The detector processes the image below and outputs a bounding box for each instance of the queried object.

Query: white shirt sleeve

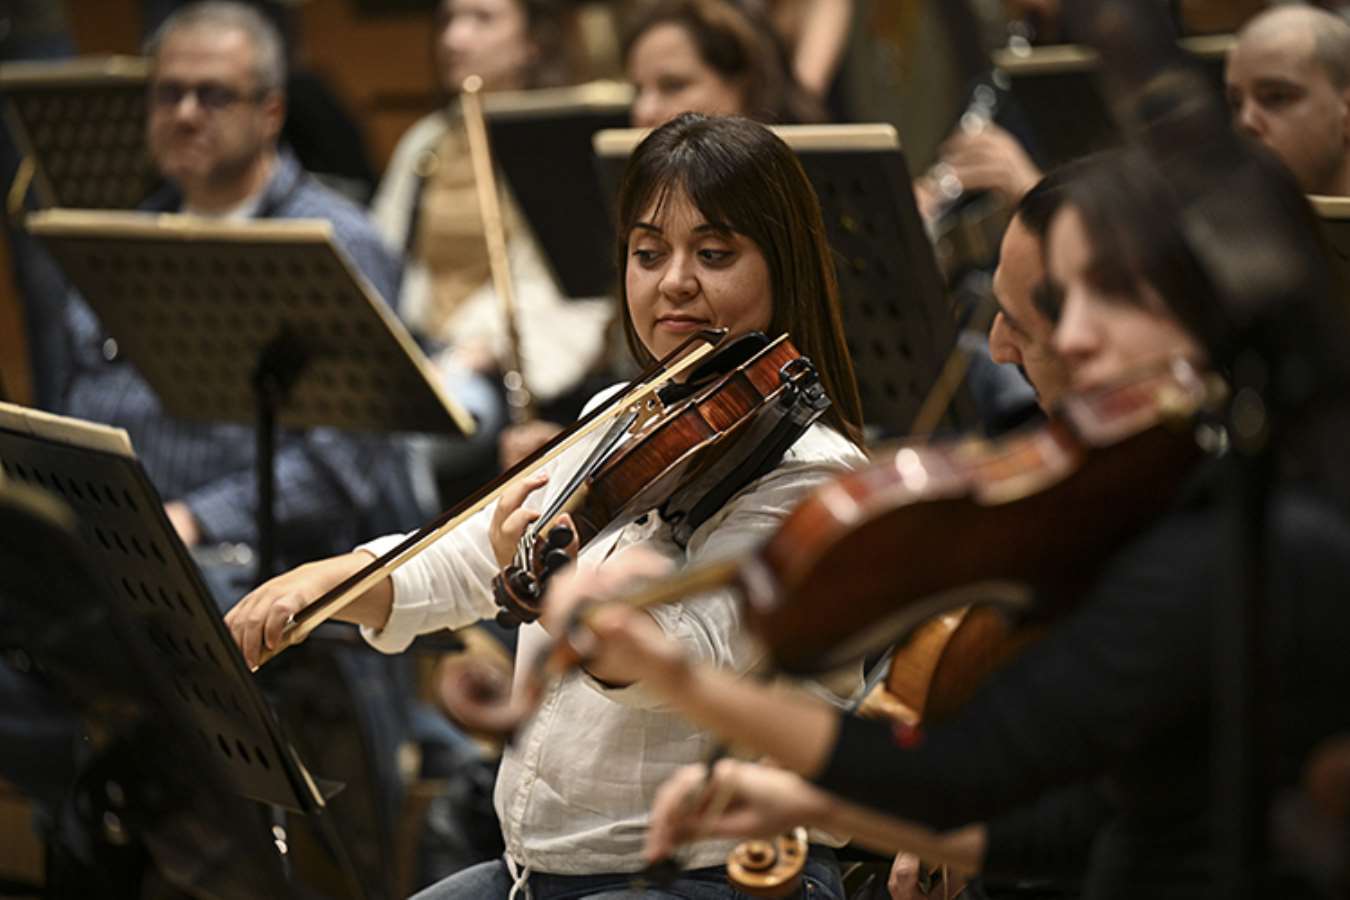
[354,500,502,653]
[355,387,628,653]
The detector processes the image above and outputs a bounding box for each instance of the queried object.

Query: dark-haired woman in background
[373,0,614,503]
[623,0,825,128]
[228,113,866,899]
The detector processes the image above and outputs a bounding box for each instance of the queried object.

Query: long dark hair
[1055,148,1229,359]
[620,0,822,124]
[1057,146,1350,509]
[614,113,863,445]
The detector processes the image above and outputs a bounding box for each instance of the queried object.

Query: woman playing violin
[552,147,1350,899]
[226,112,865,899]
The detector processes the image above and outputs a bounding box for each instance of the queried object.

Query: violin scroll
[492,521,576,627]
[725,827,810,898]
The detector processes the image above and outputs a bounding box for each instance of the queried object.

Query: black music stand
[27,210,474,581]
[992,34,1232,168]
[0,402,363,898]
[0,55,156,210]
[595,124,973,437]
[484,81,631,298]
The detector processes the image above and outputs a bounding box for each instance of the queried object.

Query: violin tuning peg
[542,548,572,577]
[494,608,521,630]
[508,569,540,599]
[545,523,574,550]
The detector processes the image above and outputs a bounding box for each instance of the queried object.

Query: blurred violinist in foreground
[544,147,1350,899]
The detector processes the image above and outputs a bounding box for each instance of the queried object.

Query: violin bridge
[625,394,666,434]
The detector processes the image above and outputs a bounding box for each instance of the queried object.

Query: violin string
[524,406,640,547]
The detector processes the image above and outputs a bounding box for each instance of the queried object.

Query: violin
[741,359,1225,675]
[256,330,830,665]
[491,331,829,626]
[724,827,810,899]
[251,329,726,666]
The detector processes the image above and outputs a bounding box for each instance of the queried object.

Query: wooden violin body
[740,361,1224,676]
[493,332,828,625]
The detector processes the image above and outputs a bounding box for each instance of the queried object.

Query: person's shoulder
[287,172,375,227]
[399,111,451,150]
[784,421,867,469]
[382,112,450,174]
[281,172,390,257]
[578,382,629,417]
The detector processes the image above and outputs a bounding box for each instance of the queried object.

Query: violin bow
[253,329,728,668]
[907,288,998,440]
[460,74,534,423]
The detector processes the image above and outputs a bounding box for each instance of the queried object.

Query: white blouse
[358,399,866,874]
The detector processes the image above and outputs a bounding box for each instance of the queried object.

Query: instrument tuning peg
[542,548,572,577]
[545,522,574,550]
[508,568,540,599]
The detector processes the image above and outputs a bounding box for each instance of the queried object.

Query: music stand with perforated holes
[27,209,474,582]
[0,56,156,210]
[595,124,973,438]
[484,81,632,298]
[0,402,364,899]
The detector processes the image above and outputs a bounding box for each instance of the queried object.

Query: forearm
[794,0,853,96]
[664,661,840,776]
[819,792,987,874]
[332,550,395,630]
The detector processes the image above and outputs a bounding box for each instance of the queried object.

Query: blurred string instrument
[460,74,535,424]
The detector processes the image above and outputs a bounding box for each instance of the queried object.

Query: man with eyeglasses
[60,0,411,568]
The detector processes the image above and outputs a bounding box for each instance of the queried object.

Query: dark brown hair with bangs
[620,0,823,125]
[1054,148,1229,358]
[614,113,863,446]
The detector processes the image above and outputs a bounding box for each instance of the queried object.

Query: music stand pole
[252,330,310,582]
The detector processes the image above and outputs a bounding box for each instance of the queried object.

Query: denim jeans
[411,846,844,900]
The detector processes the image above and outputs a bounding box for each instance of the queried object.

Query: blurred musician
[3,2,416,892]
[623,0,824,128]
[372,0,613,493]
[60,0,410,577]
[984,163,1075,416]
[553,147,1350,900]
[1227,4,1350,197]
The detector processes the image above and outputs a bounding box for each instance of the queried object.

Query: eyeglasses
[149,79,265,111]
